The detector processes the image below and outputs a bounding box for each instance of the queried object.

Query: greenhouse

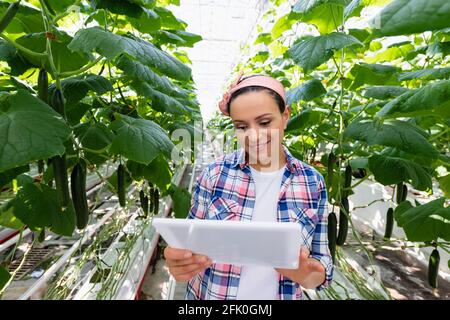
[0,0,449,303]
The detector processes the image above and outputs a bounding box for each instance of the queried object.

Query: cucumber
[343,164,352,198]
[396,182,404,204]
[153,188,159,214]
[326,152,337,189]
[383,208,394,240]
[328,211,337,264]
[38,69,48,104]
[336,197,349,246]
[149,185,154,213]
[71,159,89,229]
[117,164,126,207]
[51,154,70,207]
[401,184,407,202]
[428,249,440,289]
[51,88,66,119]
[139,188,149,216]
[0,1,20,33]
[38,228,45,243]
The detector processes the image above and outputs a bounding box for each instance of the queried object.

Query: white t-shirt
[236,164,286,300]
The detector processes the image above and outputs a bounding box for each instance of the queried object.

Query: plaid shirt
[185,145,333,300]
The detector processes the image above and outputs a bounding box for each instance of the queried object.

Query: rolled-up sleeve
[310,173,334,291]
[187,166,212,220]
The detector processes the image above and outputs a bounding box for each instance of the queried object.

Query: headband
[218,71,287,116]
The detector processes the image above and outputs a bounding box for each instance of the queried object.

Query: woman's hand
[275,247,326,289]
[164,247,213,282]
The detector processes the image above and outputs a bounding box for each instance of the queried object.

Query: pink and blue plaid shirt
[185,145,333,300]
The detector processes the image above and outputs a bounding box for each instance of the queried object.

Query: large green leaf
[0,90,71,172]
[13,183,76,236]
[168,183,191,219]
[0,39,31,76]
[0,165,29,189]
[395,198,450,241]
[362,86,409,99]
[271,11,302,39]
[343,119,439,158]
[368,154,432,190]
[116,56,189,99]
[0,2,44,34]
[294,0,351,34]
[45,0,77,13]
[68,27,191,81]
[372,0,450,37]
[286,79,327,105]
[365,43,414,63]
[127,155,172,192]
[346,63,400,90]
[109,114,174,165]
[286,109,323,132]
[0,199,24,229]
[74,122,114,165]
[438,174,450,198]
[376,80,450,117]
[16,30,93,74]
[153,6,186,30]
[92,0,143,18]
[129,80,191,115]
[0,266,11,291]
[49,74,113,105]
[398,67,450,81]
[288,32,362,72]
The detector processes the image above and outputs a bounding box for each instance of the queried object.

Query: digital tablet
[152,217,302,269]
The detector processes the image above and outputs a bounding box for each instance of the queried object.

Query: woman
[164,72,333,300]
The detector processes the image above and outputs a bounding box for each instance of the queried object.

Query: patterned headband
[218,71,287,116]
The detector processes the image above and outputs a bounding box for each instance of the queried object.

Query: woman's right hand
[164,247,213,282]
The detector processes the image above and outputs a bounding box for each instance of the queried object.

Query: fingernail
[184,251,192,258]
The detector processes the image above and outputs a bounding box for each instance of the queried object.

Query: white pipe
[0,229,32,254]
[18,200,122,300]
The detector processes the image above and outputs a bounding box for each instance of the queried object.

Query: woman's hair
[227,74,286,115]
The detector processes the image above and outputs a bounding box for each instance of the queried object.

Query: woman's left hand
[275,247,325,289]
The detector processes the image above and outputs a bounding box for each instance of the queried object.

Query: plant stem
[0,34,47,59]
[59,57,103,78]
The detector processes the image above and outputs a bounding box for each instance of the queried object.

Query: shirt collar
[229,144,301,174]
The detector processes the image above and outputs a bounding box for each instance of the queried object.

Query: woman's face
[229,90,290,165]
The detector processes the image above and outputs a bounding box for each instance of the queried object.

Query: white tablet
[152,217,302,269]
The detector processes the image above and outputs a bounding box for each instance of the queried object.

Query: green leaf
[362,86,409,99]
[66,102,92,126]
[344,119,439,158]
[168,183,191,219]
[13,183,76,236]
[376,80,450,117]
[395,197,450,242]
[254,33,272,45]
[16,30,92,74]
[368,154,432,190]
[92,0,143,18]
[0,2,44,34]
[372,0,450,37]
[294,0,351,34]
[45,0,77,13]
[271,11,302,39]
[0,39,31,76]
[129,80,192,115]
[0,199,24,229]
[286,109,323,132]
[438,174,450,198]
[74,122,114,165]
[129,8,161,34]
[0,164,29,189]
[346,63,400,90]
[68,27,191,81]
[398,67,450,81]
[286,79,327,105]
[153,6,186,30]
[288,32,362,72]
[49,74,113,105]
[127,155,172,192]
[0,266,12,291]
[116,55,189,100]
[109,114,174,165]
[0,90,71,172]
[365,43,414,63]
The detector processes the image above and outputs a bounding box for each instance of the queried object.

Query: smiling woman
[163,72,333,300]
